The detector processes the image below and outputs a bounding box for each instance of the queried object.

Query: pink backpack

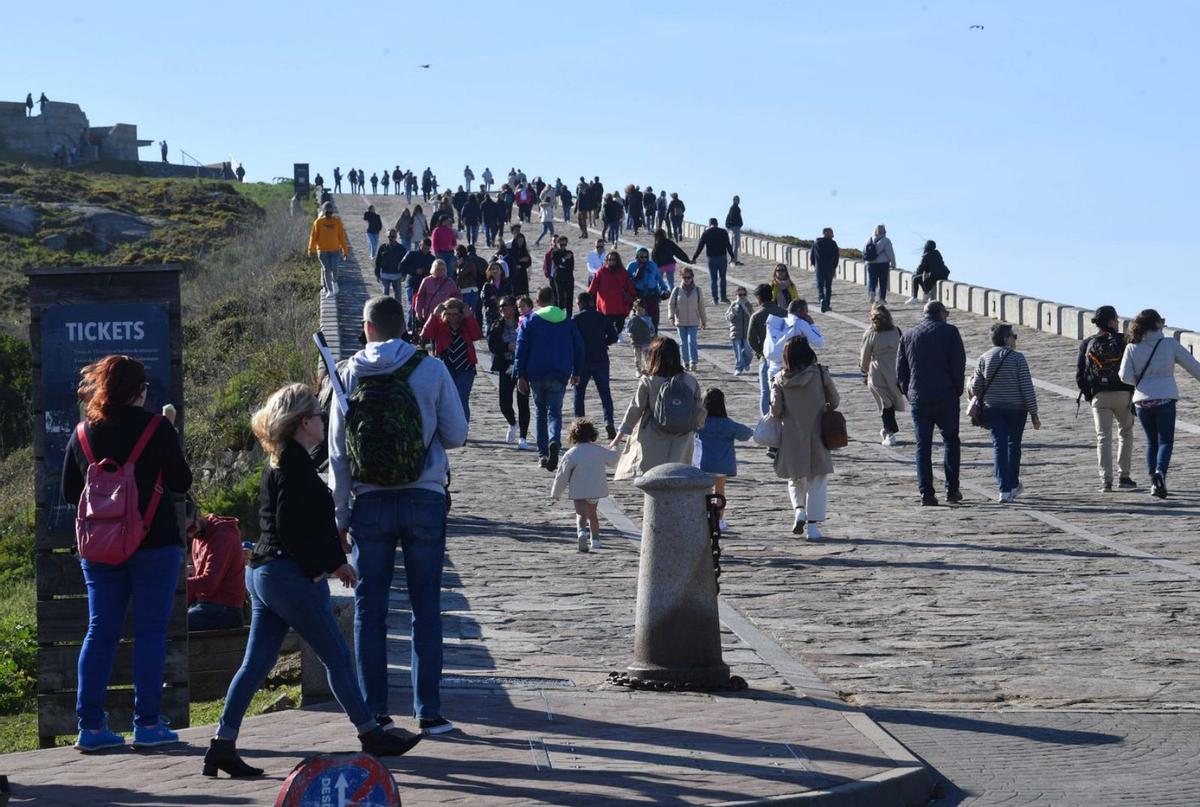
[74,415,165,565]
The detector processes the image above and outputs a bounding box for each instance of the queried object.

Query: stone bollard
[627,463,729,687]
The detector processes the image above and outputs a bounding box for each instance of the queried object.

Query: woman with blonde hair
[204,384,419,779]
[859,304,905,446]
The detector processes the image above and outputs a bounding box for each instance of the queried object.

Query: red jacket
[431,223,458,254]
[588,266,637,317]
[187,515,245,609]
[421,312,482,366]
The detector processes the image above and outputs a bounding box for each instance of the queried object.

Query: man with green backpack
[328,295,468,736]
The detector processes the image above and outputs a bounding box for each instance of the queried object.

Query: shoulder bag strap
[1134,339,1163,388]
[979,350,1011,405]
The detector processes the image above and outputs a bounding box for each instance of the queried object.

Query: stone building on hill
[0,99,151,162]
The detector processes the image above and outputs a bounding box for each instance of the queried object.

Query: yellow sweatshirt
[308,215,348,255]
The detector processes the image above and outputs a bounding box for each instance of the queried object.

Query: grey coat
[770,365,838,481]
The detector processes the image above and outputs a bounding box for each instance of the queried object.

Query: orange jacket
[308,215,348,255]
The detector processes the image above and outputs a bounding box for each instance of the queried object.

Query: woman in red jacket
[421,298,483,422]
[587,250,636,332]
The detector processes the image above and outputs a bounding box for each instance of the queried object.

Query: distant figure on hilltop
[38,92,49,114]
[235,164,245,182]
[160,140,168,163]
[482,167,493,192]
[725,195,744,265]
[333,167,342,193]
[370,172,379,194]
[25,93,33,117]
[380,171,389,194]
[464,164,474,192]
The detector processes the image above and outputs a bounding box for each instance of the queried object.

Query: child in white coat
[550,419,619,552]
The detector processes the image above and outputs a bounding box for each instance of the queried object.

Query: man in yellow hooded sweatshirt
[308,201,350,297]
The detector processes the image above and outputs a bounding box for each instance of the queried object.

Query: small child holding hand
[695,388,753,531]
[550,419,619,553]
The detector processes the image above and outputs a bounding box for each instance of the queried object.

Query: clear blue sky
[5,1,1197,326]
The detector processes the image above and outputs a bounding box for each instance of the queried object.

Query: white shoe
[880,428,888,443]
[577,529,590,553]
[718,519,728,532]
[806,523,823,541]
[792,509,807,535]
[998,491,1014,503]
[905,296,920,305]
[882,433,897,447]
[505,425,517,444]
[589,533,601,550]
[517,438,528,450]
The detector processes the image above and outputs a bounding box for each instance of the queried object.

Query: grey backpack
[652,375,698,435]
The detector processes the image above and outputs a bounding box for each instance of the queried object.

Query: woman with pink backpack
[61,355,193,753]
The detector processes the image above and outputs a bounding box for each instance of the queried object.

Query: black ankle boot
[359,726,422,757]
[202,738,264,778]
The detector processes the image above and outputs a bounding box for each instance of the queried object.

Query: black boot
[359,726,422,757]
[202,738,264,778]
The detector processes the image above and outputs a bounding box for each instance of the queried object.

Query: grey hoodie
[329,338,468,530]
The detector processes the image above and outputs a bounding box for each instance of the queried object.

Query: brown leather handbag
[819,365,849,450]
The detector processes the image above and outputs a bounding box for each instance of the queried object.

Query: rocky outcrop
[0,199,39,237]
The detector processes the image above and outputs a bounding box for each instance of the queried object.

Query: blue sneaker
[75,726,125,753]
[131,723,180,748]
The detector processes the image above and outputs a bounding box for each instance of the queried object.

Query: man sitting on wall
[185,498,246,631]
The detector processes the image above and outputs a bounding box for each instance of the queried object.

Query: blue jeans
[318,251,340,294]
[910,398,962,498]
[660,264,676,290]
[187,602,243,631]
[707,256,728,303]
[1136,400,1176,477]
[670,216,683,241]
[461,288,479,319]
[677,326,699,366]
[816,266,834,310]
[449,366,476,423]
[535,221,555,245]
[574,362,614,426]
[218,560,374,739]
[730,227,741,262]
[484,222,497,246]
[465,222,479,245]
[607,222,620,244]
[563,204,572,223]
[350,488,448,719]
[435,251,456,276]
[730,337,752,372]
[381,277,402,299]
[78,545,183,730]
[867,263,890,300]
[758,360,771,416]
[530,378,567,456]
[367,232,380,258]
[986,407,1027,493]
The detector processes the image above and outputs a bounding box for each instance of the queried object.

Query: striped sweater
[970,347,1038,416]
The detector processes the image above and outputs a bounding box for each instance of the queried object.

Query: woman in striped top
[969,323,1040,502]
[421,299,482,423]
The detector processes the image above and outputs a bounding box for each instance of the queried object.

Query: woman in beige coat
[858,304,905,447]
[611,336,705,479]
[667,268,707,370]
[771,336,839,540]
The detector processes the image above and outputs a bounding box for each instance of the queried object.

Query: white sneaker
[718,519,728,532]
[905,296,920,305]
[517,438,528,450]
[589,533,601,550]
[505,425,517,444]
[792,509,807,535]
[577,529,590,553]
[998,491,1014,503]
[883,433,897,447]
[806,523,823,541]
[880,428,888,443]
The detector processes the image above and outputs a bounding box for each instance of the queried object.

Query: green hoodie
[534,306,567,324]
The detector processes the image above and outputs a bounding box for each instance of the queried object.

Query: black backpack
[863,240,879,262]
[1084,332,1125,392]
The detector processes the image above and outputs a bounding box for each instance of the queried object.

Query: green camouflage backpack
[345,354,428,486]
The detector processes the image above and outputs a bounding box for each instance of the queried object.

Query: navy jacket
[514,307,584,383]
[573,308,619,367]
[896,315,967,404]
[809,237,840,271]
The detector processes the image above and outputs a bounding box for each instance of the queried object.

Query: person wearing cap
[897,301,967,507]
[1076,305,1137,492]
[307,202,349,297]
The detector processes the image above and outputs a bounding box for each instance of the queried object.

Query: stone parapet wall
[678,220,1197,355]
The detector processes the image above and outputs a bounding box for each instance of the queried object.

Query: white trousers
[788,475,828,522]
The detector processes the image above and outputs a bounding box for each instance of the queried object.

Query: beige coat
[614,373,705,480]
[550,442,620,501]
[858,327,906,412]
[770,365,838,480]
[668,284,707,328]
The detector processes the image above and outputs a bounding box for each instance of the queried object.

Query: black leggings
[882,407,900,435]
[498,371,530,436]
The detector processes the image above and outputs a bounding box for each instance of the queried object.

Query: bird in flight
[968,24,984,30]
[418,64,431,68]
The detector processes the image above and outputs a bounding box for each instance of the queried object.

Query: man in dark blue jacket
[897,301,967,506]
[572,292,619,440]
[515,287,584,471]
[809,227,840,313]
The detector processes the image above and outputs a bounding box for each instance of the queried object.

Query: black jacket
[725,204,743,229]
[691,227,734,262]
[748,302,786,358]
[63,405,193,550]
[399,249,435,289]
[603,198,624,224]
[915,249,950,281]
[363,210,383,234]
[550,249,575,278]
[1076,330,1134,398]
[652,239,690,267]
[488,317,519,373]
[809,237,840,271]
[573,308,619,366]
[374,241,407,278]
[481,197,500,225]
[667,199,685,218]
[252,440,346,578]
[462,198,481,224]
